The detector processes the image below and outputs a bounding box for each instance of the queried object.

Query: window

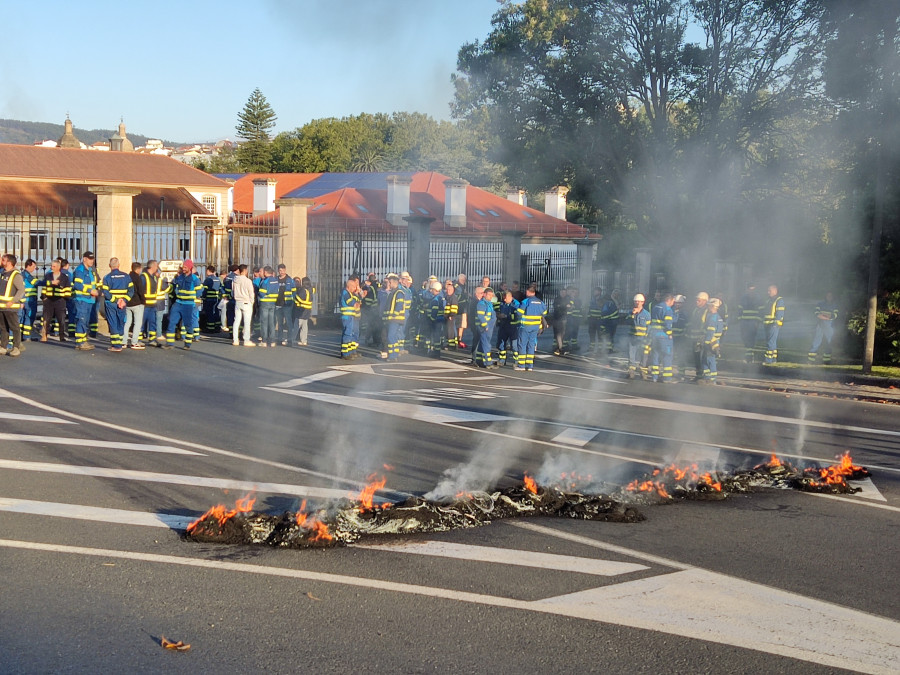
[312,203,326,211]
[521,210,534,218]
[474,209,486,216]
[487,209,500,217]
[356,204,370,213]
[179,238,190,254]
[202,195,217,214]
[29,233,48,251]
[56,236,81,251]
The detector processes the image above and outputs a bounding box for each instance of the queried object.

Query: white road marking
[674,444,721,465]
[0,497,195,529]
[2,536,896,674]
[0,458,351,499]
[267,371,349,388]
[806,492,900,512]
[848,477,888,502]
[352,540,648,577]
[0,387,365,489]
[0,411,74,424]
[601,396,900,438]
[261,387,660,466]
[0,433,204,456]
[550,427,600,447]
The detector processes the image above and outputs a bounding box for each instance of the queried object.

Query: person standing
[762,284,785,365]
[256,266,279,347]
[71,251,100,351]
[140,260,161,345]
[467,285,484,362]
[700,298,725,384]
[496,290,519,365]
[398,272,413,353]
[163,260,202,350]
[231,264,255,347]
[201,265,222,333]
[587,287,604,352]
[475,287,497,368]
[599,289,620,354]
[689,292,710,379]
[61,258,76,337]
[454,273,470,348]
[18,259,38,342]
[515,284,547,371]
[551,287,569,355]
[292,276,313,346]
[273,264,295,345]
[221,264,238,335]
[443,280,459,348]
[426,280,447,358]
[628,293,651,379]
[40,257,69,342]
[102,258,133,352]
[382,274,406,361]
[649,293,675,383]
[809,291,838,365]
[0,254,25,356]
[737,282,760,362]
[124,262,145,349]
[564,286,582,354]
[339,277,362,359]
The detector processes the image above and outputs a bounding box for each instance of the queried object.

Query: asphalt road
[0,330,898,674]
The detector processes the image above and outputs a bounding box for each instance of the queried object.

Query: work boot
[9,347,21,357]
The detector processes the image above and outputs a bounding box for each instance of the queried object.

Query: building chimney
[443,178,468,228]
[544,186,568,221]
[386,174,413,227]
[252,178,277,216]
[506,187,527,207]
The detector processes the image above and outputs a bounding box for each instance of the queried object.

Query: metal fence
[0,206,95,275]
[521,245,578,300]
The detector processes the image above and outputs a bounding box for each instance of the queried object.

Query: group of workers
[0,252,315,353]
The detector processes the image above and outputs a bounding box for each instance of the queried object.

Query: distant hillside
[0,118,183,148]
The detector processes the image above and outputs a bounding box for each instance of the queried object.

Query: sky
[0,0,501,143]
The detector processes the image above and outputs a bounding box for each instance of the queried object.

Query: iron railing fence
[0,206,95,275]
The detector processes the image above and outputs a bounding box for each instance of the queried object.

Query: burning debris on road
[184,453,871,549]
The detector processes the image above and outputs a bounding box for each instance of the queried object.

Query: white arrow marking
[551,427,600,447]
[267,371,349,388]
[0,497,195,530]
[352,540,648,577]
[848,477,888,501]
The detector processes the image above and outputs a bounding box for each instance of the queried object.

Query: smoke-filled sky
[0,0,499,142]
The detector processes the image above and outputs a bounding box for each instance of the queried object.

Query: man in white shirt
[231,264,255,347]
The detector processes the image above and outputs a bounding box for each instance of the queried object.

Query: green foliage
[846,292,900,364]
[236,88,277,172]
[191,145,241,174]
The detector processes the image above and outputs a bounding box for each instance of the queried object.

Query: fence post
[404,215,435,288]
[88,186,140,267]
[501,231,524,286]
[275,198,313,278]
[574,239,595,304]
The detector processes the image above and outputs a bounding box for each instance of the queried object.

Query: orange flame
[769,454,783,467]
[523,474,538,494]
[625,479,670,498]
[699,472,723,491]
[807,452,865,486]
[187,493,256,533]
[354,474,387,511]
[294,499,333,541]
[455,491,473,501]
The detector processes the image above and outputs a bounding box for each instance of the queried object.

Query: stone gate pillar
[88,186,141,267]
[501,231,525,287]
[574,239,595,304]
[275,197,313,278]
[404,215,435,288]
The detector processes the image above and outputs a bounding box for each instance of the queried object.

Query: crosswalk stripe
[550,427,600,447]
[267,371,348,388]
[0,433,204,456]
[0,458,352,499]
[0,497,195,529]
[352,540,648,576]
[0,412,74,424]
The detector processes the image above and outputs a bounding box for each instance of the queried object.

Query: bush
[846,291,900,364]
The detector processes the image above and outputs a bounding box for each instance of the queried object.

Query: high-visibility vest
[0,270,23,309]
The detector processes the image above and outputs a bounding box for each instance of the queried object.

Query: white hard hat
[430,281,442,291]
[633,293,645,302]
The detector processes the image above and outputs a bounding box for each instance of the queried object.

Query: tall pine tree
[236,87,277,172]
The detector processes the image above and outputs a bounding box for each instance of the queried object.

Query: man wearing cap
[71,251,100,351]
[628,293,651,379]
[700,298,725,383]
[475,287,497,368]
[102,258,134,352]
[163,260,203,350]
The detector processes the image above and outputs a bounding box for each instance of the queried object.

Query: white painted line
[353,540,649,577]
[551,427,600,447]
[848,477,888,502]
[0,411,74,424]
[0,433,204,456]
[805,492,900,512]
[600,396,900,439]
[2,537,897,675]
[536,568,900,675]
[260,387,511,424]
[0,458,351,499]
[267,371,349,388]
[0,498,195,529]
[0,388,365,489]
[674,444,721,465]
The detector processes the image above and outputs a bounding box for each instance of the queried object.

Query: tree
[235,88,277,172]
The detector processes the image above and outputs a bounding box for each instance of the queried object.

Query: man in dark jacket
[124,261,145,349]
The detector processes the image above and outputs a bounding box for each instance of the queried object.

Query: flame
[699,472,723,491]
[625,479,670,498]
[187,493,255,533]
[805,452,866,486]
[455,491,473,501]
[354,474,387,511]
[294,499,333,541]
[769,454,783,467]
[523,474,538,494]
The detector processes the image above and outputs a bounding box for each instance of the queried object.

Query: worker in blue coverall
[475,287,497,368]
[762,284,785,364]
[71,251,100,351]
[649,293,675,383]
[164,259,203,350]
[700,298,725,384]
[102,258,134,352]
[515,284,547,372]
[809,291,838,364]
[339,277,362,359]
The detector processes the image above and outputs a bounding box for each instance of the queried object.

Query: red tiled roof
[0,180,209,215]
[0,144,229,190]
[230,173,322,213]
[234,171,594,239]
